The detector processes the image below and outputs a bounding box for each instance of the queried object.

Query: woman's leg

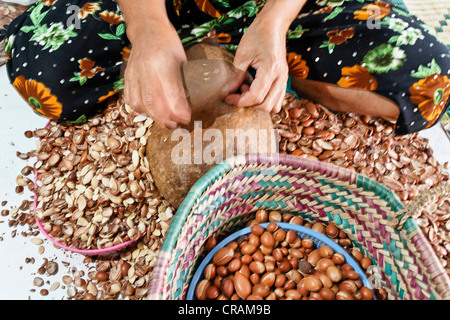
[291,78,400,122]
[284,0,450,135]
[4,0,129,122]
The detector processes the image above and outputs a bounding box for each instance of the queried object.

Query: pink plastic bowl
[33,121,144,256]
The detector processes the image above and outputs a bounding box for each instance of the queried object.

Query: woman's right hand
[123,21,191,129]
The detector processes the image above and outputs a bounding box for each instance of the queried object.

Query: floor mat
[402,0,450,47]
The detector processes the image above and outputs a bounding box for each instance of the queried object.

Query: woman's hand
[220,0,306,114]
[118,0,190,129]
[123,26,191,129]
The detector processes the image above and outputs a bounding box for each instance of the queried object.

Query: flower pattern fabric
[3,0,450,135]
[13,75,63,120]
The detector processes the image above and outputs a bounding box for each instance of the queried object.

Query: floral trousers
[3,0,450,135]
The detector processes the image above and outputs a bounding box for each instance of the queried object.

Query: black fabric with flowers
[3,0,450,135]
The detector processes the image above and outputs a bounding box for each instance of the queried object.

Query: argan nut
[302,238,314,249]
[205,237,217,251]
[203,264,216,280]
[228,258,242,273]
[318,245,334,258]
[252,283,270,298]
[285,289,302,300]
[241,244,257,255]
[360,257,372,270]
[278,260,292,273]
[351,249,363,262]
[95,271,109,282]
[260,272,276,287]
[248,234,260,247]
[307,249,321,267]
[298,260,314,275]
[268,211,282,222]
[220,278,234,298]
[332,253,346,265]
[289,216,303,225]
[326,266,342,283]
[343,269,360,280]
[212,247,234,266]
[250,224,264,236]
[360,286,374,300]
[260,231,275,248]
[311,222,325,234]
[317,258,335,272]
[304,276,322,292]
[273,228,286,242]
[249,261,265,274]
[250,273,260,285]
[255,209,268,223]
[325,224,339,238]
[206,285,220,299]
[319,287,336,300]
[195,279,210,300]
[336,290,354,300]
[234,272,251,299]
[266,222,279,233]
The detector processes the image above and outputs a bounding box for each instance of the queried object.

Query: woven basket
[147,154,450,300]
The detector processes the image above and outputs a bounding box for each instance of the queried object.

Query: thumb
[220,56,251,99]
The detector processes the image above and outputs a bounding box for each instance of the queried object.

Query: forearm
[257,0,307,33]
[116,0,174,44]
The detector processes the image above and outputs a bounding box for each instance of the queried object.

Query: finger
[271,77,288,114]
[256,75,287,113]
[229,67,274,107]
[240,83,250,93]
[220,64,249,100]
[220,49,252,99]
[161,66,191,125]
[147,74,187,129]
[127,77,146,115]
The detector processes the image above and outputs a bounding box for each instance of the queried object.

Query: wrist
[256,0,306,33]
[126,16,175,45]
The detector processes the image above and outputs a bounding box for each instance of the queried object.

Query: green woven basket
[147,154,450,300]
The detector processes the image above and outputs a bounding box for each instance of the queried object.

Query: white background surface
[0,64,449,300]
[0,65,91,300]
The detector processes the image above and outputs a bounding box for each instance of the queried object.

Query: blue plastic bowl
[186,222,373,300]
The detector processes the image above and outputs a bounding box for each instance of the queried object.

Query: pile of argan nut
[277,93,450,273]
[1,92,449,300]
[196,210,382,300]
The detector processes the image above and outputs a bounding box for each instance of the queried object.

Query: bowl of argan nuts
[186,222,374,300]
[147,154,450,300]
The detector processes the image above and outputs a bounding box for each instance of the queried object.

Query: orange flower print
[77,2,101,20]
[42,0,58,5]
[409,74,450,127]
[353,1,391,21]
[337,65,378,91]
[98,91,118,103]
[217,32,232,44]
[286,52,309,79]
[326,28,355,45]
[121,46,131,61]
[201,30,232,44]
[79,58,104,78]
[194,0,222,18]
[13,76,62,120]
[99,10,124,25]
[313,6,334,15]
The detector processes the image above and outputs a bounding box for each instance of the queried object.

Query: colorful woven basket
[147,154,450,300]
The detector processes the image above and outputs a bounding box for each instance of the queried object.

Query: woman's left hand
[220,11,289,114]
